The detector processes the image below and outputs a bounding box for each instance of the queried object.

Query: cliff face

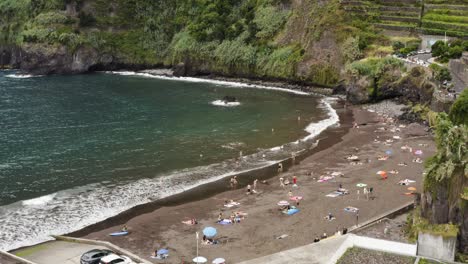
[0,0,367,85]
[421,173,468,253]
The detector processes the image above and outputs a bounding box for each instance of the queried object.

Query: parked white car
[99,254,136,264]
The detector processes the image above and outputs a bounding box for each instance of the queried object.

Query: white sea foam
[5,74,43,79]
[104,71,310,95]
[22,193,56,206]
[0,159,277,251]
[303,98,340,140]
[211,100,241,107]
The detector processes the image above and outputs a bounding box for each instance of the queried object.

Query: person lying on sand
[377,155,389,161]
[412,158,423,163]
[202,235,217,245]
[336,188,349,194]
[324,213,335,221]
[398,162,408,166]
[389,170,399,174]
[235,211,248,217]
[181,218,198,225]
[346,155,359,161]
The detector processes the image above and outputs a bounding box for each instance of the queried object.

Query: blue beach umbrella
[157,249,169,255]
[385,150,393,155]
[203,227,217,237]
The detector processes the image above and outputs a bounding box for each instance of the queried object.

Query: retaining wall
[417,232,457,262]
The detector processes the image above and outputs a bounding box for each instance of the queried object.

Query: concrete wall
[417,232,457,262]
[328,234,417,264]
[353,236,417,256]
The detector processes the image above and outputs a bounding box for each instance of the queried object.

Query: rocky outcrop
[421,173,468,253]
[341,66,437,105]
[344,75,372,104]
[0,45,20,69]
[16,44,116,75]
[386,67,435,104]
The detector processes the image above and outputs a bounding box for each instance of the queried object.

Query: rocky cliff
[0,0,378,86]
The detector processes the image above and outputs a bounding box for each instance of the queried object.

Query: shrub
[449,89,468,125]
[253,5,289,40]
[78,12,96,27]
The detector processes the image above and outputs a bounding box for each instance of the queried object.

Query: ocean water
[0,70,339,251]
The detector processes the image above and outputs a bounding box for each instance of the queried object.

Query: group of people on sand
[279,175,298,188]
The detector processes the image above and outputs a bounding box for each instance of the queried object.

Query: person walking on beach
[291,152,296,164]
[293,176,297,187]
[230,177,235,189]
[369,187,374,200]
[355,209,360,226]
[246,184,251,195]
[253,179,258,192]
[280,177,285,188]
[233,176,238,188]
[288,190,293,197]
[357,189,360,200]
[278,163,283,173]
[364,187,369,200]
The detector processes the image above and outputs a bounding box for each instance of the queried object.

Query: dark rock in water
[222,96,237,103]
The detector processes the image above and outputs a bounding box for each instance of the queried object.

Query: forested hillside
[0,0,381,85]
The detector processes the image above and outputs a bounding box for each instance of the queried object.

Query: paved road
[13,241,109,264]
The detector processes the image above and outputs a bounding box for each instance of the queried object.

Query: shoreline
[67,101,353,238]
[73,104,435,263]
[2,71,344,252]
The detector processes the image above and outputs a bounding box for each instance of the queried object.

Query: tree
[431,40,448,57]
[449,88,468,125]
[448,46,463,59]
[392,41,404,52]
[435,67,452,83]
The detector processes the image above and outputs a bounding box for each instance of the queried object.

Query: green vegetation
[423,94,468,196]
[431,40,468,63]
[429,64,452,83]
[406,208,459,242]
[449,89,468,125]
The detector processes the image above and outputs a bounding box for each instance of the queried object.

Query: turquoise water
[0,70,337,251]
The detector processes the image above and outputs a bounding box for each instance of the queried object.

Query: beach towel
[344,206,359,213]
[285,208,300,215]
[398,179,415,186]
[224,202,240,208]
[326,192,342,198]
[217,219,232,225]
[318,176,334,183]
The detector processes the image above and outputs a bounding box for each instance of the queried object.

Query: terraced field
[340,0,468,37]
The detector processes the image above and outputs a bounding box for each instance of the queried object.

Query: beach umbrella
[212,258,226,264]
[414,150,423,155]
[193,256,207,263]
[408,187,417,191]
[157,249,169,255]
[203,227,217,238]
[385,150,393,155]
[289,196,303,201]
[376,171,387,176]
[356,183,367,188]
[277,200,290,206]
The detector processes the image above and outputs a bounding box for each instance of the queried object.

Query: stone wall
[417,232,457,262]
